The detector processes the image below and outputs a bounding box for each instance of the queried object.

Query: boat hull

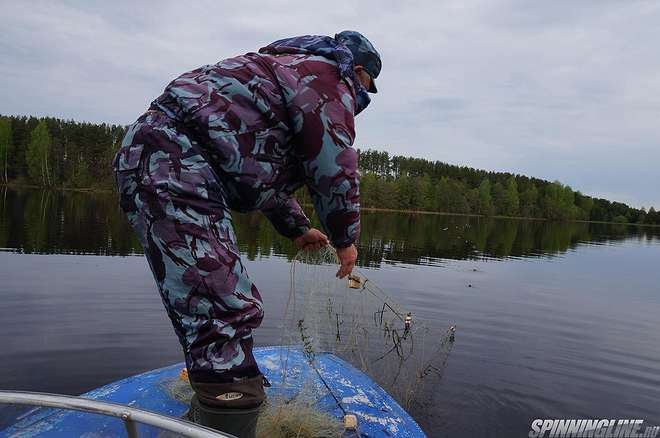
[1,346,426,437]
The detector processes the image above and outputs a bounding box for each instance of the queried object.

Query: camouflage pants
[114,111,264,384]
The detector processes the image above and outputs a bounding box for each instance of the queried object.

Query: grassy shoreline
[2,181,658,228]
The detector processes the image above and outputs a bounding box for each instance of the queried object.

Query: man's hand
[336,244,357,278]
[294,228,329,252]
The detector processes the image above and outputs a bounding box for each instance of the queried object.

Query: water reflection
[2,187,660,437]
[1,187,658,263]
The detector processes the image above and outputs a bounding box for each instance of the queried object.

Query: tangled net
[280,247,456,412]
[165,380,342,438]
[167,246,455,437]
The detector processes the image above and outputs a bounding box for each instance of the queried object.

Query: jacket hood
[259,35,371,114]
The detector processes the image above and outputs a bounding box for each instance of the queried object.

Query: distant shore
[348,205,660,227]
[3,181,657,228]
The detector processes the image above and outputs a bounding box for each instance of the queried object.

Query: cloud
[0,0,658,208]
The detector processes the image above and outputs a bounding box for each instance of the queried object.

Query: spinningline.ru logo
[529,419,659,438]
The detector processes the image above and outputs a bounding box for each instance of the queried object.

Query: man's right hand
[294,228,329,252]
[336,244,357,279]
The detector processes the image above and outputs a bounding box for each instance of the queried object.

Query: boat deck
[1,346,426,437]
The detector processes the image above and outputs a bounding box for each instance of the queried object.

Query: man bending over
[112,31,381,437]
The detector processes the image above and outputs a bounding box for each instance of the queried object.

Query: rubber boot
[190,394,260,438]
[187,374,267,438]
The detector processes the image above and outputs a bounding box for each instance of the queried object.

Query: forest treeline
[356,150,659,224]
[0,115,122,190]
[1,114,658,225]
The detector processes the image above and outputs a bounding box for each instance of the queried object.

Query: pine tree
[0,117,12,183]
[26,120,52,185]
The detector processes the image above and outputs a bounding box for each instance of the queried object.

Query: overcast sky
[1,1,658,208]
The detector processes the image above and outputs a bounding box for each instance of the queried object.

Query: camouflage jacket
[149,42,361,248]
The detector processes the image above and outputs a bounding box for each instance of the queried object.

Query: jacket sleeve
[260,194,311,239]
[289,72,361,248]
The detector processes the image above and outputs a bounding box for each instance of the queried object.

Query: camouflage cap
[335,30,381,93]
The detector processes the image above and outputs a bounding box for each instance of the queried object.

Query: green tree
[71,158,92,188]
[436,177,469,213]
[492,182,505,215]
[543,181,577,220]
[359,171,376,208]
[519,185,539,217]
[419,175,437,211]
[576,192,594,220]
[466,187,480,214]
[394,175,423,210]
[636,208,647,224]
[502,176,520,216]
[26,120,52,185]
[477,178,493,215]
[0,117,12,183]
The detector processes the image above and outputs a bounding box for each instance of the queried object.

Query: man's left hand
[294,228,329,252]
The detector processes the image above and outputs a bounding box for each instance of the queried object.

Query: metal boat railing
[0,390,234,438]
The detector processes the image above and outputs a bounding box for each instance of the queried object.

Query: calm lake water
[1,187,659,437]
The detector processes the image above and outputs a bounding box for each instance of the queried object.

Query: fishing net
[165,375,342,438]
[165,246,455,438]
[278,247,456,418]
